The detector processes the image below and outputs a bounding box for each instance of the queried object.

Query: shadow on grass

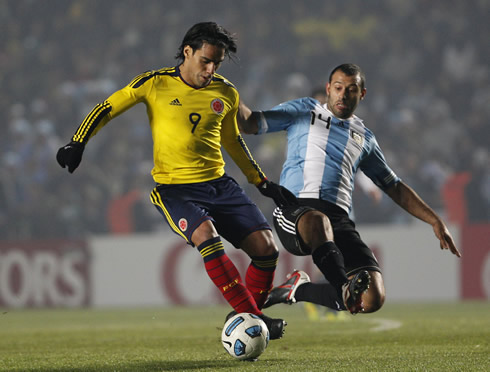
[22,358,278,371]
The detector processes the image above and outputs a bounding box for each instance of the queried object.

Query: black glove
[257,180,298,208]
[56,141,85,173]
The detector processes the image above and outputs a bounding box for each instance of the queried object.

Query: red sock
[246,252,278,309]
[198,237,260,315]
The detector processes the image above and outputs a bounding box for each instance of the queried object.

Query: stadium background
[0,0,489,308]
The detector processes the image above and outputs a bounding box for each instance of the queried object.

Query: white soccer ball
[221,312,270,361]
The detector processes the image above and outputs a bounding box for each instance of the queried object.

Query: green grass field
[0,302,488,371]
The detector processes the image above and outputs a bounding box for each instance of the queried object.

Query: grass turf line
[0,302,488,371]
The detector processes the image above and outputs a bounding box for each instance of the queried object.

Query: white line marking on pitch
[366,318,402,332]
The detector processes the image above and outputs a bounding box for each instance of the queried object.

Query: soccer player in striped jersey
[56,22,296,339]
[237,63,461,315]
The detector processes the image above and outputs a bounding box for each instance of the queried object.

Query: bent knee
[298,210,333,245]
[362,271,385,313]
[241,229,279,257]
[363,291,385,313]
[260,240,279,256]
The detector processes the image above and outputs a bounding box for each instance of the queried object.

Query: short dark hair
[329,63,366,90]
[175,22,237,61]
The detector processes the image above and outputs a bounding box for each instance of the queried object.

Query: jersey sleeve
[221,95,267,186]
[360,134,400,191]
[71,71,153,144]
[257,97,313,134]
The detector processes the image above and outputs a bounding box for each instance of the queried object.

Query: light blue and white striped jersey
[257,97,400,213]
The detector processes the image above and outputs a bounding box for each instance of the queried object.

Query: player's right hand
[257,180,298,208]
[56,141,85,173]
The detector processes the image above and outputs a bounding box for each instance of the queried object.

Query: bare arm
[385,181,461,257]
[237,100,259,134]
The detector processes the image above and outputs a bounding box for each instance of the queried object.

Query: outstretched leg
[298,211,350,296]
[271,203,383,314]
[268,269,384,314]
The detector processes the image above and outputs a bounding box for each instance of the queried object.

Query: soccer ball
[221,312,270,361]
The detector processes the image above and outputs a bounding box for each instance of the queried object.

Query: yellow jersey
[72,66,266,185]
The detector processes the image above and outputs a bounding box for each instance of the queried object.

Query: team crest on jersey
[350,130,364,146]
[178,218,188,231]
[210,98,224,114]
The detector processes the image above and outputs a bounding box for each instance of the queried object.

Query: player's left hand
[432,221,461,257]
[257,180,298,208]
[56,141,85,173]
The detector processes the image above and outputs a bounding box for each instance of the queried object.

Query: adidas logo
[169,98,182,106]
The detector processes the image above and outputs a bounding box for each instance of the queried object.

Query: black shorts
[273,198,380,276]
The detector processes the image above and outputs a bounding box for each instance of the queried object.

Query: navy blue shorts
[150,174,271,247]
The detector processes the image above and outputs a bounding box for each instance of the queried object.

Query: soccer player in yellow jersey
[57,22,296,339]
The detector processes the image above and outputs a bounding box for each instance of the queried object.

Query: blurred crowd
[1,0,489,239]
